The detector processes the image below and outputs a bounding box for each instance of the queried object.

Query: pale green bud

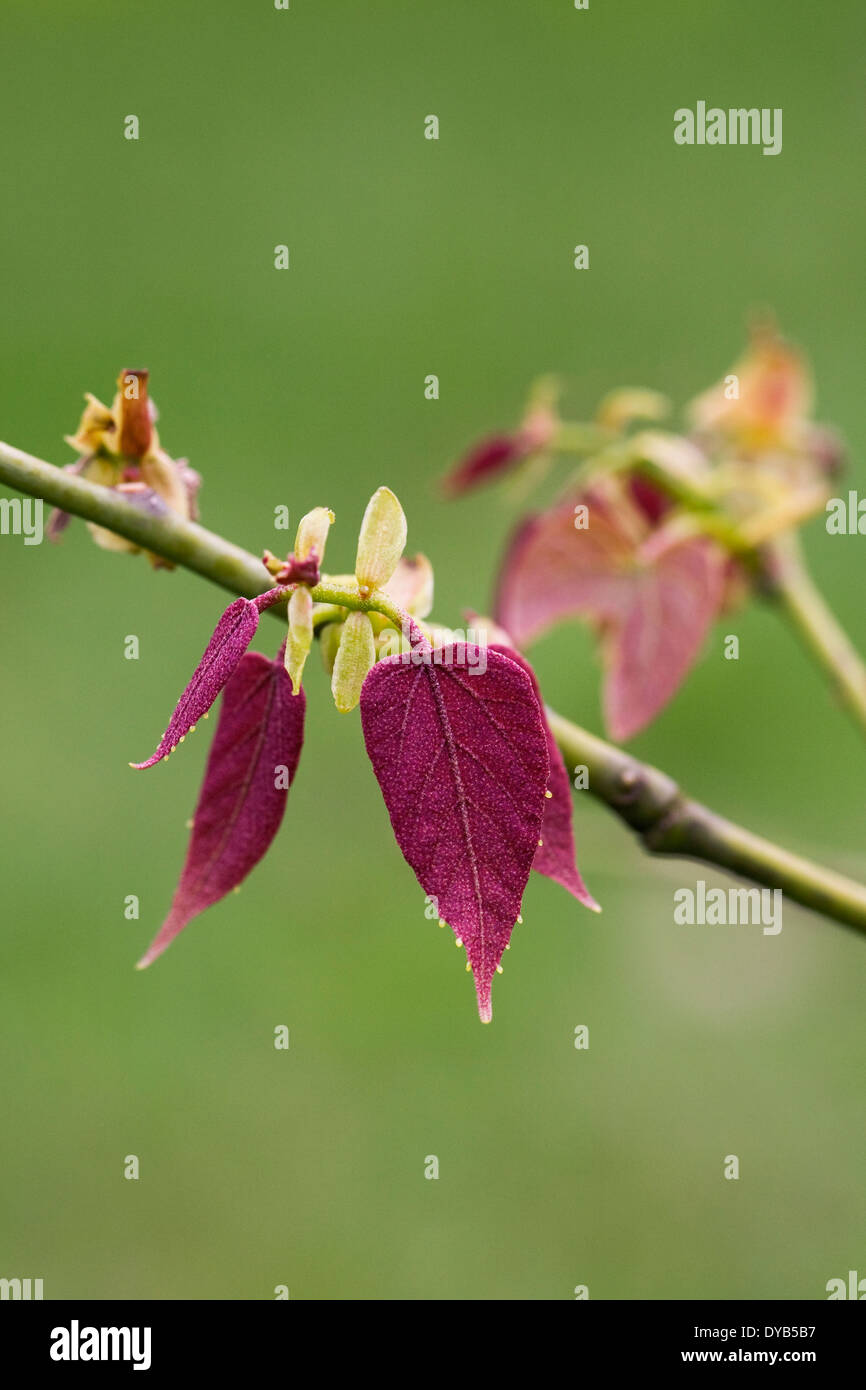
[285,586,313,694]
[354,487,407,593]
[331,611,376,713]
[294,506,334,563]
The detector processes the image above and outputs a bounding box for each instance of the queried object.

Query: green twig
[544,708,866,935]
[760,532,866,736]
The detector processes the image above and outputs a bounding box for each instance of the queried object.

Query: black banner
[2,1299,861,1374]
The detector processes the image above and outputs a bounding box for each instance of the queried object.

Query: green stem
[309,582,420,641]
[2,438,865,935]
[0,441,277,603]
[760,532,866,736]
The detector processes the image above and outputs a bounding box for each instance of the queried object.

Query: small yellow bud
[331,611,376,713]
[294,506,334,564]
[65,392,116,457]
[285,586,313,694]
[354,486,407,593]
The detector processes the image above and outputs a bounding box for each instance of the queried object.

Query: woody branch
[2,437,865,935]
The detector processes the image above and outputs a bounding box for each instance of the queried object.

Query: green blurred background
[1,0,864,1300]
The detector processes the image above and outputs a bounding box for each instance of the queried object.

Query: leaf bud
[285,586,314,694]
[354,487,407,593]
[331,611,376,712]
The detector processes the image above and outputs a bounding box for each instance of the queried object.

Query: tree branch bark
[544,708,866,934]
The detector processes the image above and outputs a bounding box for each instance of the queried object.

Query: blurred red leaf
[496,489,726,740]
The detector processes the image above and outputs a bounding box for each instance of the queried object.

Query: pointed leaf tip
[131,596,261,768]
[360,644,549,1020]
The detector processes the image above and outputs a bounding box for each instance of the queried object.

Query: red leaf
[489,645,599,911]
[496,491,726,740]
[137,651,305,968]
[603,530,726,741]
[131,596,266,769]
[495,492,636,648]
[441,433,530,498]
[441,410,556,498]
[360,643,549,1022]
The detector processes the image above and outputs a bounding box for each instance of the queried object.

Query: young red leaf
[488,645,599,912]
[441,433,529,497]
[495,490,726,740]
[360,642,549,1022]
[131,596,265,769]
[441,409,556,498]
[603,530,726,741]
[137,650,304,968]
[495,492,636,649]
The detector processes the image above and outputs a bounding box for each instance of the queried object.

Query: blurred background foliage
[0,0,864,1299]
